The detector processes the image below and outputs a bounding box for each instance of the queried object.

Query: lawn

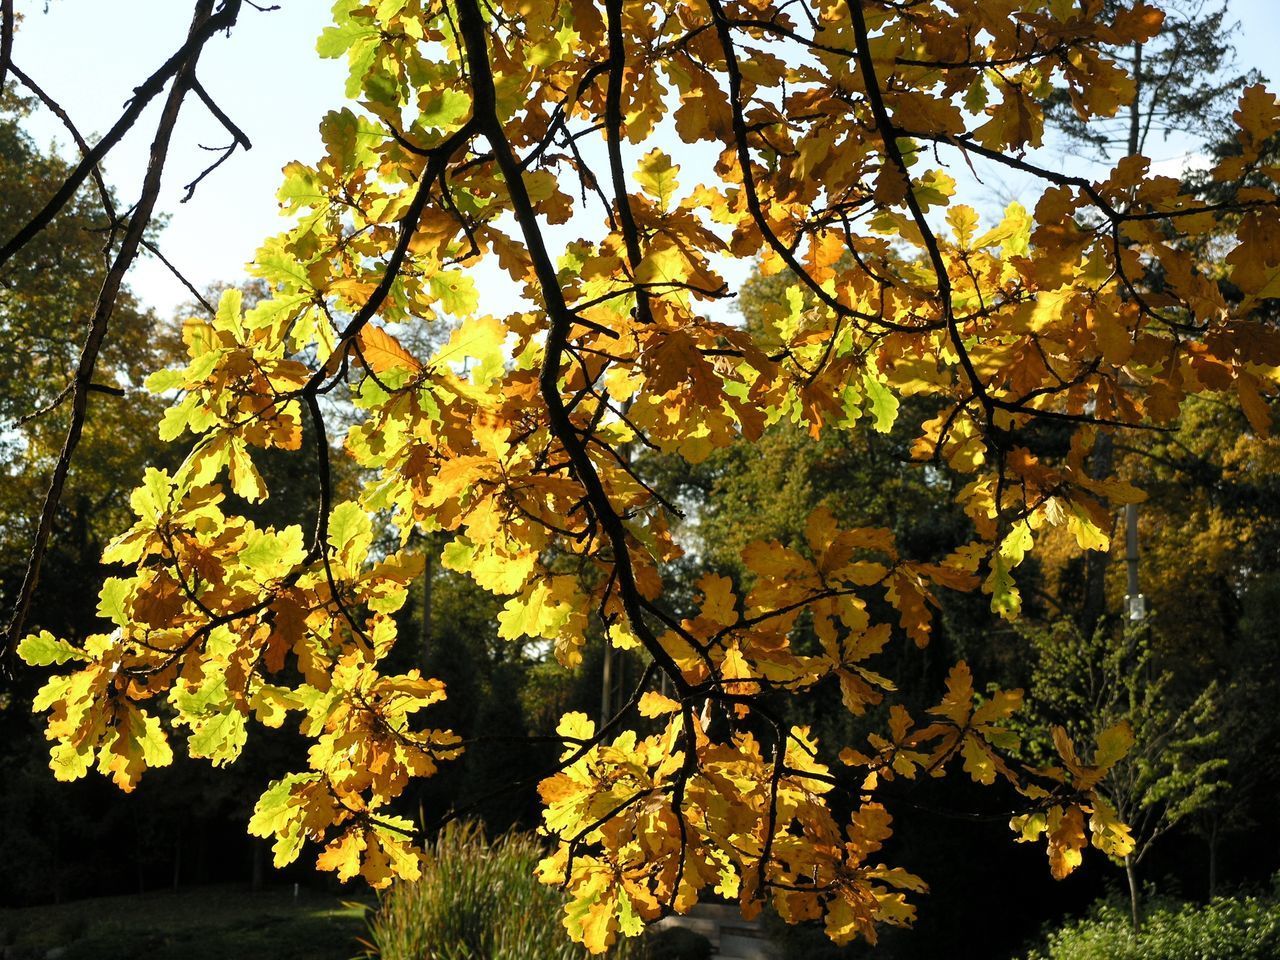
[0,885,373,960]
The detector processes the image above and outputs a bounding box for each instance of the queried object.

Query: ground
[0,885,372,960]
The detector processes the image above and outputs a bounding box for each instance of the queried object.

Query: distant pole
[1123,41,1145,631]
[602,397,635,724]
[600,642,613,723]
[1124,503,1145,622]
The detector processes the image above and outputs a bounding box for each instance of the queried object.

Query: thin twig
[0,0,243,268]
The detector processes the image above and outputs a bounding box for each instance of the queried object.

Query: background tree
[0,89,178,902]
[0,163,361,902]
[1044,0,1257,161]
[1038,0,1259,636]
[0,0,248,654]
[1014,621,1227,932]
[0,90,171,608]
[1121,395,1280,897]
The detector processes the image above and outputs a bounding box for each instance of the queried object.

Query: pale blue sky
[10,0,1280,319]
[14,0,345,315]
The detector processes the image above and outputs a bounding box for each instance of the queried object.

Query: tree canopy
[5,0,1280,953]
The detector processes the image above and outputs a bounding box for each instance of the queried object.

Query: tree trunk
[195,821,208,884]
[52,818,62,904]
[419,544,434,665]
[172,824,182,891]
[1128,42,1144,157]
[1083,41,1145,637]
[251,838,266,892]
[1125,854,1142,935]
[1081,431,1115,634]
[1208,818,1219,898]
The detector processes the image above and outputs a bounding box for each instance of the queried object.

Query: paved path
[653,902,782,959]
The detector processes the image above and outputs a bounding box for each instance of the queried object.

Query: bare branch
[2,0,228,669]
[0,0,244,269]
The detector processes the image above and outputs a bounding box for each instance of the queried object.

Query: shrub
[364,821,642,960]
[1021,889,1280,960]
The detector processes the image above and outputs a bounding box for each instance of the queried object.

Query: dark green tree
[1044,0,1258,161]
[1014,621,1227,933]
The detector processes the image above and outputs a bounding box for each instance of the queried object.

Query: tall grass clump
[364,821,644,960]
[1020,885,1280,960]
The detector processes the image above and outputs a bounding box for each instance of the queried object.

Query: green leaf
[229,440,268,503]
[320,108,361,173]
[276,162,328,213]
[428,270,479,316]
[240,526,306,580]
[17,631,83,667]
[98,578,132,627]
[440,537,475,573]
[135,710,175,768]
[249,772,317,867]
[912,168,956,212]
[328,501,373,569]
[316,16,375,59]
[158,392,200,442]
[862,373,900,433]
[419,89,471,130]
[376,0,409,20]
[144,368,186,394]
[986,523,1032,619]
[188,708,248,767]
[986,554,1020,618]
[214,287,244,338]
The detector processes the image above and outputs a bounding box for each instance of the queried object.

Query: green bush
[364,821,643,960]
[1021,889,1280,960]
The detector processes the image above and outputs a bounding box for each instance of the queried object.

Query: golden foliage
[20,0,1280,952]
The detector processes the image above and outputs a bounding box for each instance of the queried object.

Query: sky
[13,0,344,316]
[9,0,1280,320]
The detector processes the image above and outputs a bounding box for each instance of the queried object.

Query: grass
[366,822,642,960]
[0,884,372,960]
